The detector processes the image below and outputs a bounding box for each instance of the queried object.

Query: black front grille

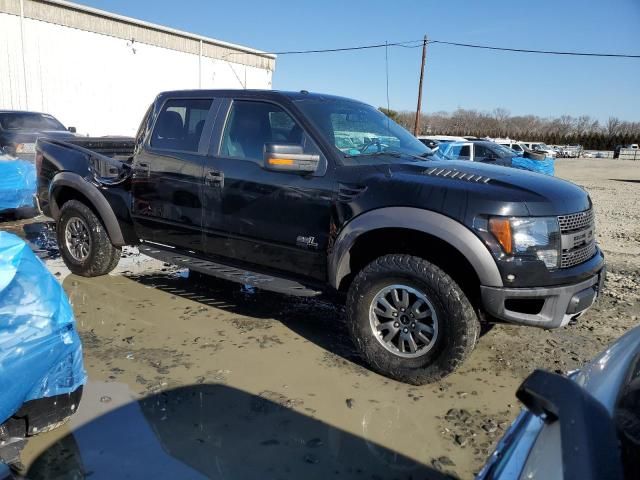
[558,209,594,233]
[561,241,597,268]
[558,208,597,268]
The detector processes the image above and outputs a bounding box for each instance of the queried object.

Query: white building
[0,0,276,136]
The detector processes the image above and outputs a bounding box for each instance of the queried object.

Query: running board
[139,244,322,297]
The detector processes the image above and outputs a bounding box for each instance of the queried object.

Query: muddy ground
[2,158,639,479]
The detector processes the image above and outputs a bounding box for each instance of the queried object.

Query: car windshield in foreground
[0,112,66,131]
[293,97,433,165]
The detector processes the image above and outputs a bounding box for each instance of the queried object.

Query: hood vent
[423,167,491,184]
[338,183,368,202]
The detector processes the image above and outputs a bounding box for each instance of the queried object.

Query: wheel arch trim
[329,207,503,289]
[49,172,126,247]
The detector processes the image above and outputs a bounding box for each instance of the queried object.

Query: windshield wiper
[344,150,431,161]
[344,151,401,158]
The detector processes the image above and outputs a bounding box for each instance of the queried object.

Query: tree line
[379,108,639,150]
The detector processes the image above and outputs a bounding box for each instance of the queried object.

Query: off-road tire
[57,200,121,277]
[346,254,480,385]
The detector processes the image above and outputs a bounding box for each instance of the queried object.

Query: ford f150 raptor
[35,90,605,384]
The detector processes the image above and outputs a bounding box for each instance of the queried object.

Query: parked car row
[417,137,556,175]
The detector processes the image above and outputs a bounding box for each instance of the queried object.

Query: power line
[265,39,424,55]
[429,40,640,58]
[230,38,639,59]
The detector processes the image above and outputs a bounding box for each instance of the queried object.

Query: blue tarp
[0,232,86,424]
[512,156,555,176]
[0,159,37,211]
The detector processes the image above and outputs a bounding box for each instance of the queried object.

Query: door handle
[205,170,224,188]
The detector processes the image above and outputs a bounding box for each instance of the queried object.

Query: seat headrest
[156,111,184,139]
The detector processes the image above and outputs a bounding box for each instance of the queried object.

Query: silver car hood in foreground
[574,326,640,413]
[478,325,640,480]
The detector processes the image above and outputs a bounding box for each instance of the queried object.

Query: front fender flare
[49,172,126,247]
[329,207,503,289]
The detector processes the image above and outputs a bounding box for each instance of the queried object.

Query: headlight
[478,216,561,269]
[15,143,36,154]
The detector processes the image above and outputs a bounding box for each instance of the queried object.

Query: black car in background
[0,111,76,161]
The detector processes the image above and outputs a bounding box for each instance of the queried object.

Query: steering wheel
[360,138,389,154]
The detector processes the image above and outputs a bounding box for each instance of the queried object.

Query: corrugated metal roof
[0,0,276,70]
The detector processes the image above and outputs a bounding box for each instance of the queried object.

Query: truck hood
[375,160,591,218]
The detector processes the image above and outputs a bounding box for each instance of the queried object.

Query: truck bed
[62,136,136,162]
[36,136,136,187]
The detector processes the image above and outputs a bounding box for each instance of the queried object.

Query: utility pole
[413,35,427,136]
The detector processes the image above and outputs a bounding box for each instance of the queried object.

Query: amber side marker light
[267,158,295,166]
[489,218,513,254]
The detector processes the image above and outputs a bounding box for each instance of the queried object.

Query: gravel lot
[3,158,639,479]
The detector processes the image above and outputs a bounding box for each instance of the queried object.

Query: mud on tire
[57,200,121,277]
[346,254,480,385]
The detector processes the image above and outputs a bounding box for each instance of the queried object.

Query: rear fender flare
[329,207,503,289]
[49,172,125,246]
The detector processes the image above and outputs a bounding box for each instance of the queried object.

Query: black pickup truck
[35,90,605,384]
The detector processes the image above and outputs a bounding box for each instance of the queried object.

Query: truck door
[131,97,216,253]
[201,99,334,281]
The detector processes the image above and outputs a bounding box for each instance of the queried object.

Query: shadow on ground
[123,271,368,372]
[608,179,640,184]
[25,384,452,480]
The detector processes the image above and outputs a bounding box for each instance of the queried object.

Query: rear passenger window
[151,98,213,152]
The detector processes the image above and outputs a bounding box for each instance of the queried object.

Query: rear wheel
[57,200,121,277]
[346,254,479,385]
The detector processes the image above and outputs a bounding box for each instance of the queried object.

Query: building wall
[0,10,274,136]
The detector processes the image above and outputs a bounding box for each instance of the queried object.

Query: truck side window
[151,98,213,153]
[220,101,306,162]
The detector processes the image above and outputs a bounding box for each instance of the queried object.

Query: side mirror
[264,143,319,174]
[68,126,77,133]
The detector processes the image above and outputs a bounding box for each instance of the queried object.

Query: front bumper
[481,267,606,329]
[0,386,83,464]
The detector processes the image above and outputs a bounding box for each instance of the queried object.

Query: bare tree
[606,117,622,137]
[492,108,511,123]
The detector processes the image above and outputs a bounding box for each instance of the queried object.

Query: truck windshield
[0,112,66,131]
[293,97,433,165]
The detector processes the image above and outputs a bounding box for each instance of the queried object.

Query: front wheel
[346,254,479,385]
[57,200,121,277]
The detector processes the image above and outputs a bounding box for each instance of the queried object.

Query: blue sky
[77,0,639,122]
